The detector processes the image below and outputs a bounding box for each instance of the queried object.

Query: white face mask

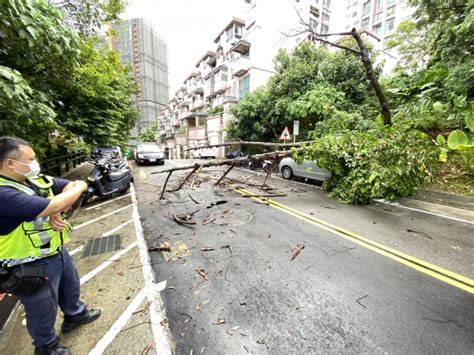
[13,159,41,179]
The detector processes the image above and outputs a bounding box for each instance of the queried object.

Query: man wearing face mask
[0,136,101,355]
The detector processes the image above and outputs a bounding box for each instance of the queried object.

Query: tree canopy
[0,0,137,157]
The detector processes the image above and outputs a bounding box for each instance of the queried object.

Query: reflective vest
[0,175,70,266]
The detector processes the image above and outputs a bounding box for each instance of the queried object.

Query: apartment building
[158,0,332,159]
[111,18,170,144]
[343,0,415,72]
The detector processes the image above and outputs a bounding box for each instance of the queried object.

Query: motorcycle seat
[106,169,130,182]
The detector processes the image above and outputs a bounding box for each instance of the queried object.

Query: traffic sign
[279,126,291,141]
[293,121,299,136]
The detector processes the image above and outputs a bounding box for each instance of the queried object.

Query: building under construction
[111,18,170,144]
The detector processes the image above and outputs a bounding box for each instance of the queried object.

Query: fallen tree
[153,148,303,199]
[183,141,315,151]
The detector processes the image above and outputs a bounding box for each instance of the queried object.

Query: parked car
[278,157,330,182]
[134,144,164,165]
[192,146,216,159]
[93,146,123,158]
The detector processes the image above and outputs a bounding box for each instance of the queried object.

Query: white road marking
[131,183,173,355]
[84,194,131,210]
[69,245,83,256]
[74,204,132,230]
[374,199,474,225]
[88,287,147,355]
[102,219,134,236]
[79,241,137,285]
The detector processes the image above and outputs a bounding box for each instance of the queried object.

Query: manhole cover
[82,235,122,258]
[210,208,254,226]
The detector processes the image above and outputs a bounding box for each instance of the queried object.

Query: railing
[41,151,85,176]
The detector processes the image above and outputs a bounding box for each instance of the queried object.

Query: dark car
[134,144,164,165]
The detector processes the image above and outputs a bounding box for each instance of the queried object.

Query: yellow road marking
[233,187,474,294]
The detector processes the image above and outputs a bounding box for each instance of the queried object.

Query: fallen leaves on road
[170,208,196,225]
[290,242,305,261]
[196,268,209,281]
[407,229,433,240]
[212,319,226,325]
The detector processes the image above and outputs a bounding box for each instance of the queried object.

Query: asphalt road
[133,159,474,354]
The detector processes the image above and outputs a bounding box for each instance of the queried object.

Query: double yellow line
[234,187,474,294]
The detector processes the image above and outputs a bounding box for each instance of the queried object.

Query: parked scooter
[248,159,273,173]
[80,157,133,206]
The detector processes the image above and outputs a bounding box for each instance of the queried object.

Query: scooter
[248,159,273,173]
[81,157,133,207]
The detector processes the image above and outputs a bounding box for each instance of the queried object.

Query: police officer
[0,137,101,355]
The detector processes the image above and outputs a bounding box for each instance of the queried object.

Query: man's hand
[49,213,67,231]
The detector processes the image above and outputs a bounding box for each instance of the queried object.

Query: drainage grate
[82,235,122,258]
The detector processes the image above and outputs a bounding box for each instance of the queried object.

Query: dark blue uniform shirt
[0,176,70,235]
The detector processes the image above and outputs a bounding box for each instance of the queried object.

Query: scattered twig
[196,268,208,281]
[407,229,433,240]
[221,245,233,254]
[290,242,305,261]
[190,165,203,189]
[215,163,235,186]
[172,164,201,192]
[133,301,151,315]
[140,342,154,355]
[200,247,216,251]
[188,194,200,204]
[160,171,173,200]
[176,311,193,320]
[170,208,196,225]
[212,319,226,325]
[148,243,171,252]
[206,200,228,209]
[202,216,216,225]
[356,295,369,309]
[422,317,453,324]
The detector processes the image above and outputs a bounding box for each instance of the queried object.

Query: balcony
[191,99,205,111]
[214,80,228,94]
[232,56,251,77]
[175,133,187,146]
[231,39,250,55]
[181,109,192,119]
[188,125,206,140]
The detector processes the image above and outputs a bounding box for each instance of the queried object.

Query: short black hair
[0,136,32,165]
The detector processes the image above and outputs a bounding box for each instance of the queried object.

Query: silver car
[279,157,330,182]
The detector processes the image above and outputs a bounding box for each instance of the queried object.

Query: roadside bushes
[302,128,437,204]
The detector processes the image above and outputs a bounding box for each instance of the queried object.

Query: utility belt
[0,245,59,295]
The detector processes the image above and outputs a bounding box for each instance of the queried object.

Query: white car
[192,146,216,159]
[279,157,330,182]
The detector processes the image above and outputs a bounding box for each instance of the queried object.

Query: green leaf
[447,130,468,150]
[432,102,444,112]
[465,116,474,132]
[436,134,446,145]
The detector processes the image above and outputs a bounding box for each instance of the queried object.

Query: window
[309,18,319,32]
[387,0,395,5]
[352,11,357,17]
[321,24,329,33]
[386,5,396,17]
[361,17,369,28]
[322,13,330,22]
[375,12,383,23]
[373,23,382,36]
[363,2,370,16]
[376,0,384,8]
[322,0,330,9]
[386,17,395,31]
[239,75,250,99]
[220,69,228,82]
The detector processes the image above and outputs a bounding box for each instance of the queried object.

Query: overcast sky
[123,0,346,95]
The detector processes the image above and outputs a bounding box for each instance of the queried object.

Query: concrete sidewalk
[0,163,173,354]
